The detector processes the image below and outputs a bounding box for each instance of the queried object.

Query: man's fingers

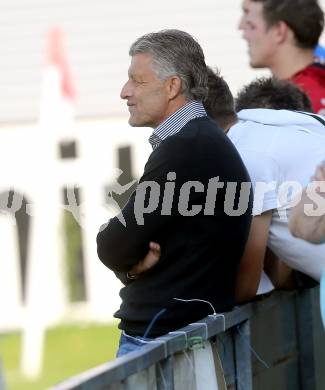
[149,241,161,256]
[129,242,161,276]
[149,241,161,250]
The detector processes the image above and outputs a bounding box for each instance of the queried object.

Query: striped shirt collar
[148,101,207,150]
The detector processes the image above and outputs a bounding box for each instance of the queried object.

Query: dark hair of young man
[235,77,313,112]
[204,67,237,130]
[252,0,324,49]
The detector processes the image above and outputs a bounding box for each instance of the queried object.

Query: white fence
[0,118,152,331]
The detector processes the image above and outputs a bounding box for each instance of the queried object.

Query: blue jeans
[116,331,153,357]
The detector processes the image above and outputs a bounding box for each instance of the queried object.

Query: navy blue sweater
[97,117,252,337]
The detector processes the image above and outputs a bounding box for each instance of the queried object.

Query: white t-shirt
[228,109,325,283]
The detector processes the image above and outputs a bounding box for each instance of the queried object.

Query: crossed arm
[96,138,185,273]
[125,210,275,302]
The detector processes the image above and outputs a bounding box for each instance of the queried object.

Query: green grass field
[0,323,120,390]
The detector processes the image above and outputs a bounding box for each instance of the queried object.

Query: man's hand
[289,161,325,243]
[127,242,161,279]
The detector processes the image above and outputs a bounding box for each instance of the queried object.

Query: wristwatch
[126,271,138,280]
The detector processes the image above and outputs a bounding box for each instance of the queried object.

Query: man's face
[120,53,170,128]
[239,0,279,68]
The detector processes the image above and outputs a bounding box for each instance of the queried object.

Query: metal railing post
[295,289,317,390]
[156,356,175,390]
[234,320,253,390]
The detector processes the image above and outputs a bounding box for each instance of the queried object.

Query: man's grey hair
[129,29,208,101]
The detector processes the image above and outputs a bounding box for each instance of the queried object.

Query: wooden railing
[50,288,325,390]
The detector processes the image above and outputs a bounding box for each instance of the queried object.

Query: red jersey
[291,63,325,114]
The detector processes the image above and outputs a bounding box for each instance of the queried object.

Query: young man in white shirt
[205,73,324,301]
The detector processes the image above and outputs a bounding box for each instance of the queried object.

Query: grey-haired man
[97,30,252,356]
